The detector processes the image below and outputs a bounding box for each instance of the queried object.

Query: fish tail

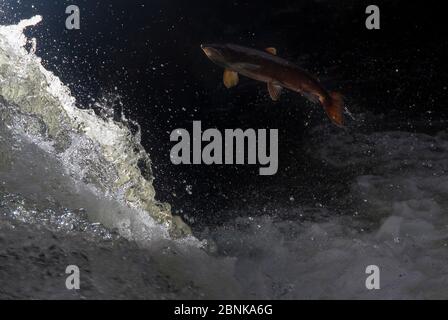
[323,92,344,127]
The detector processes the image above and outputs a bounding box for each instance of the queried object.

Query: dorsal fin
[223,69,239,88]
[265,47,277,55]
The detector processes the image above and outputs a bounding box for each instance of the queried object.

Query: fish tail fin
[323,92,344,127]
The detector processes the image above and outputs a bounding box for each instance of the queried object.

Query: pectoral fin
[267,83,282,101]
[265,47,277,55]
[223,69,239,88]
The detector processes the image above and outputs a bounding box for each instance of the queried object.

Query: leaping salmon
[201,43,345,127]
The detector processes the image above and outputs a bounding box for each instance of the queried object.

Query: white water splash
[0,16,193,242]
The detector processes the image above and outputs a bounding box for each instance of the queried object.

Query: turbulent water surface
[1,17,448,299]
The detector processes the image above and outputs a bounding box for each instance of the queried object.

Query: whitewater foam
[0,16,192,241]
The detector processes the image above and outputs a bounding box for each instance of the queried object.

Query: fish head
[201,43,235,68]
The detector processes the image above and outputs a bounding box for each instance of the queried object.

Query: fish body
[201,43,344,126]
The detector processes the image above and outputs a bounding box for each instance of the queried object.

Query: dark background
[2,0,447,230]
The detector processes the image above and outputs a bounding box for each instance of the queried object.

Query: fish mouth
[200,44,214,57]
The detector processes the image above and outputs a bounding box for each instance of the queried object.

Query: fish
[201,43,345,127]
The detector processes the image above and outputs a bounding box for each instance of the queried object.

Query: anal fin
[223,69,239,88]
[267,83,282,101]
[302,92,320,104]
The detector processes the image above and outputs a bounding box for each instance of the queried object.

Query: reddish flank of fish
[201,43,344,127]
